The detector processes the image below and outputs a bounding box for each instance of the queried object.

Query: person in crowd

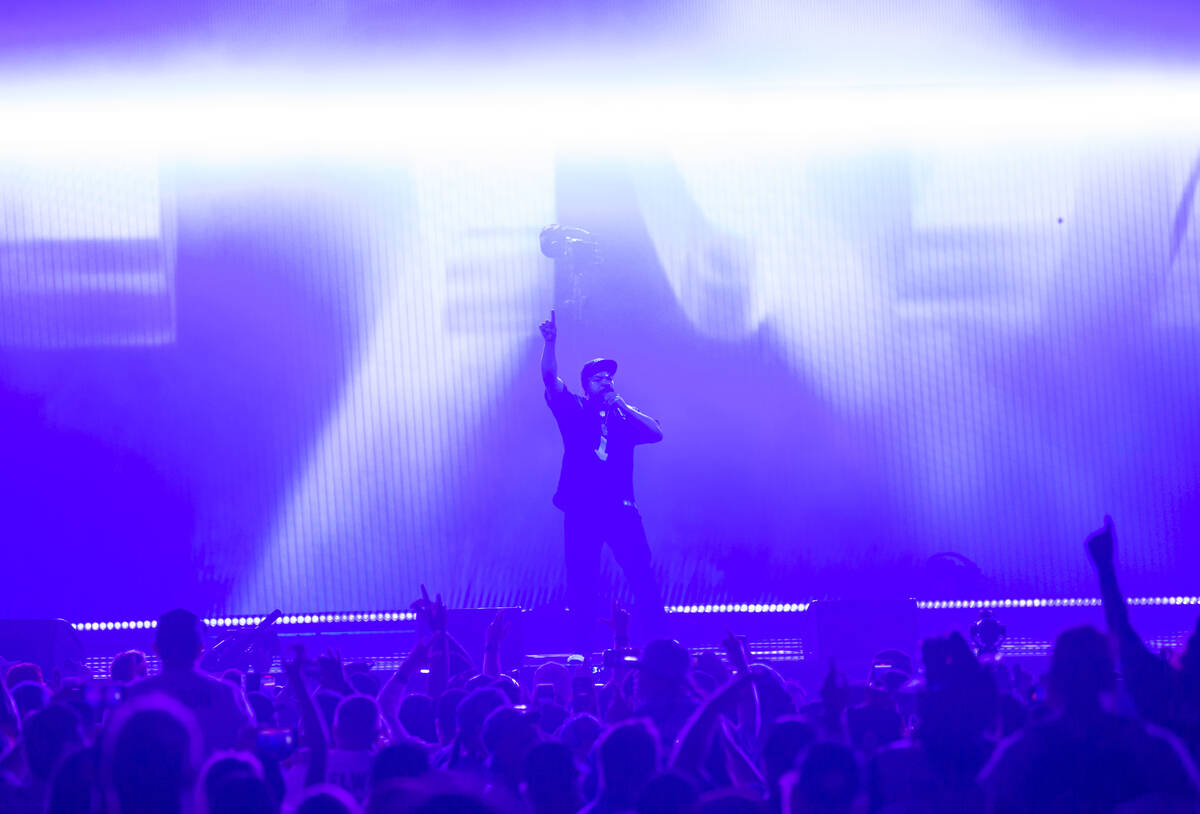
[111,651,148,685]
[637,771,700,814]
[122,609,255,754]
[581,718,660,814]
[524,740,584,814]
[633,639,699,748]
[21,703,84,811]
[1087,515,1200,763]
[786,742,860,814]
[5,524,1199,814]
[325,695,383,802]
[5,663,45,690]
[980,624,1200,812]
[101,696,203,814]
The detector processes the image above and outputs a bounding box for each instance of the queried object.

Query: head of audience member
[435,689,466,746]
[208,772,278,814]
[869,650,913,693]
[916,633,996,745]
[24,703,84,783]
[47,745,101,814]
[521,740,581,814]
[597,719,660,806]
[297,783,364,814]
[464,674,493,693]
[111,651,148,685]
[349,672,381,698]
[535,702,568,737]
[1048,625,1116,715]
[636,771,699,814]
[397,693,437,744]
[533,663,571,707]
[492,674,522,705]
[6,662,44,689]
[411,792,498,814]
[696,789,764,814]
[370,739,431,789]
[200,751,264,810]
[557,712,602,764]
[789,742,861,814]
[483,706,540,790]
[763,718,817,793]
[456,687,509,755]
[367,780,428,814]
[102,697,202,814]
[11,681,50,718]
[637,640,691,702]
[845,691,903,754]
[333,695,381,751]
[154,609,206,672]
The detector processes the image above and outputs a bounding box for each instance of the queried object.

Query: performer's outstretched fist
[539,309,557,343]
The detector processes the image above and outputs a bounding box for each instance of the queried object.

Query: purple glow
[1,1,1199,623]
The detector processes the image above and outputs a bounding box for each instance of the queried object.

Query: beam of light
[2,74,1200,160]
[231,157,556,612]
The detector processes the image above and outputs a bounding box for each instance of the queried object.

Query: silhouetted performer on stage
[539,309,666,652]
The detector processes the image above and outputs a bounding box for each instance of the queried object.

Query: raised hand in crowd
[1085,516,1200,764]
[671,668,760,786]
[483,610,511,678]
[1086,513,1116,569]
[411,584,448,634]
[376,635,433,748]
[600,598,632,650]
[818,659,849,739]
[316,648,354,697]
[721,628,751,675]
[284,646,329,788]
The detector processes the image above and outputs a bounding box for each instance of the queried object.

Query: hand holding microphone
[602,389,628,418]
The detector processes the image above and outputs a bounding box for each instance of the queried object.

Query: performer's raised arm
[539,309,564,393]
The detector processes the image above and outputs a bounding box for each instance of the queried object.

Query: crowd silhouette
[1,517,1199,813]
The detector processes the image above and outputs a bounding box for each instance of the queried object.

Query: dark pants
[564,503,666,654]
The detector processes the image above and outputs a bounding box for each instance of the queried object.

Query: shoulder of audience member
[1140,720,1200,787]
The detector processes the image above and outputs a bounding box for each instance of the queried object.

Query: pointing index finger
[550,308,556,324]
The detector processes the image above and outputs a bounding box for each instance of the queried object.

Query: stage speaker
[0,619,84,678]
[804,599,919,682]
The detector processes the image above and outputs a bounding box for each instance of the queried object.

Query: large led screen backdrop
[2,136,1198,619]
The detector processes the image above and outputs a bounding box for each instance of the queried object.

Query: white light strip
[917,596,1200,610]
[72,611,417,631]
[69,596,1200,631]
[666,603,810,614]
[4,76,1200,159]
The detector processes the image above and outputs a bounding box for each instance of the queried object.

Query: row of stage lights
[73,611,418,632]
[71,597,1200,632]
[666,603,810,614]
[917,597,1200,610]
